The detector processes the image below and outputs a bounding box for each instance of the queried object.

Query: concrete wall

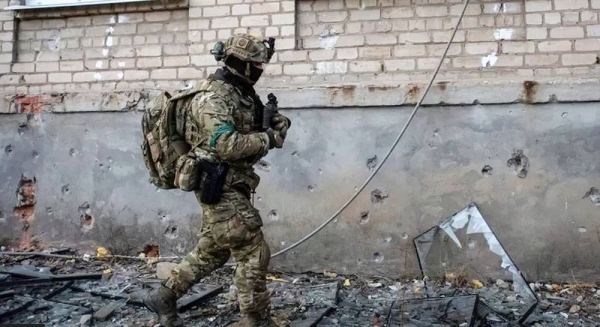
[1,0,600,281]
[2,103,600,282]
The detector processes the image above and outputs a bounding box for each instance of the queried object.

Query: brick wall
[0,0,599,111]
[264,0,600,87]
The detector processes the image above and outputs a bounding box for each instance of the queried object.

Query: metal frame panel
[5,0,151,10]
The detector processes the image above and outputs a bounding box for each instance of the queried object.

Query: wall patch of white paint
[482,52,498,68]
[118,62,125,68]
[319,35,339,49]
[494,29,514,40]
[117,72,124,79]
[102,49,109,57]
[106,37,114,47]
[95,61,103,69]
[316,62,348,74]
[94,73,102,80]
[106,27,115,34]
[47,31,61,52]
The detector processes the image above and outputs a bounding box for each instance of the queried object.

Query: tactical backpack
[141,91,196,190]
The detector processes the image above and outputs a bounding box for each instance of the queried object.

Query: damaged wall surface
[1,102,600,282]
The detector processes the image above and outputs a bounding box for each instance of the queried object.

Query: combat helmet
[211,34,276,85]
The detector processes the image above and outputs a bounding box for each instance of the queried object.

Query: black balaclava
[224,55,264,85]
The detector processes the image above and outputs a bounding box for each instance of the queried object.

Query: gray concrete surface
[1,103,600,282]
[1,78,599,113]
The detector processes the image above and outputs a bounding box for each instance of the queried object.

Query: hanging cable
[269,0,472,259]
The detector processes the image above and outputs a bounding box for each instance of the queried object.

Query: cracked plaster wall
[1,102,600,282]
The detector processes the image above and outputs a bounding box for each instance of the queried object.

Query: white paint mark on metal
[316,62,348,74]
[494,28,514,40]
[481,52,498,68]
[106,36,114,47]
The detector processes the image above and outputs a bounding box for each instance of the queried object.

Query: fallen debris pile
[0,252,598,326]
[1,203,600,326]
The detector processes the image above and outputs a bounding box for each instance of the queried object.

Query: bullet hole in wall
[158,211,171,224]
[482,165,493,176]
[371,189,389,204]
[61,185,70,195]
[366,156,378,170]
[507,150,529,178]
[268,210,279,221]
[79,202,94,232]
[0,211,6,223]
[373,252,384,263]
[291,151,299,158]
[308,185,315,192]
[256,160,271,172]
[583,187,600,206]
[359,211,370,225]
[164,225,179,239]
[562,112,568,119]
[4,145,13,156]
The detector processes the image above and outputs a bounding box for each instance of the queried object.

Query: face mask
[225,56,263,85]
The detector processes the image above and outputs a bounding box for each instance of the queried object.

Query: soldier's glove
[266,129,285,149]
[271,113,291,139]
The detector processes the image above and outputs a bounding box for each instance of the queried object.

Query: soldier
[143,34,290,327]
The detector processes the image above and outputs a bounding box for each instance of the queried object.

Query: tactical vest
[178,78,264,191]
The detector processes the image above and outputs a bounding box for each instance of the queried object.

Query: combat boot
[143,285,184,327]
[228,311,280,327]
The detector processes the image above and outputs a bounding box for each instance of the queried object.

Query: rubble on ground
[0,248,600,326]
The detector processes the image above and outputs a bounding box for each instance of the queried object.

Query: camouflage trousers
[164,189,271,314]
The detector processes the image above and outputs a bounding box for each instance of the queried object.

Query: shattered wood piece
[0,251,77,259]
[289,307,335,327]
[177,284,223,312]
[43,281,74,300]
[0,299,35,321]
[80,314,93,326]
[93,300,125,322]
[0,290,15,299]
[0,266,53,279]
[308,282,339,306]
[0,273,103,287]
[16,248,72,262]
[69,285,145,307]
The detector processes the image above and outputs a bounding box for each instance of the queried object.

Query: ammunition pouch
[174,154,202,192]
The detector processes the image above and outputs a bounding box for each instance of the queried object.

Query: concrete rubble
[0,248,599,327]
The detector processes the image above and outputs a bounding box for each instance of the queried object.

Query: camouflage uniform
[165,74,273,313]
[144,34,287,327]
